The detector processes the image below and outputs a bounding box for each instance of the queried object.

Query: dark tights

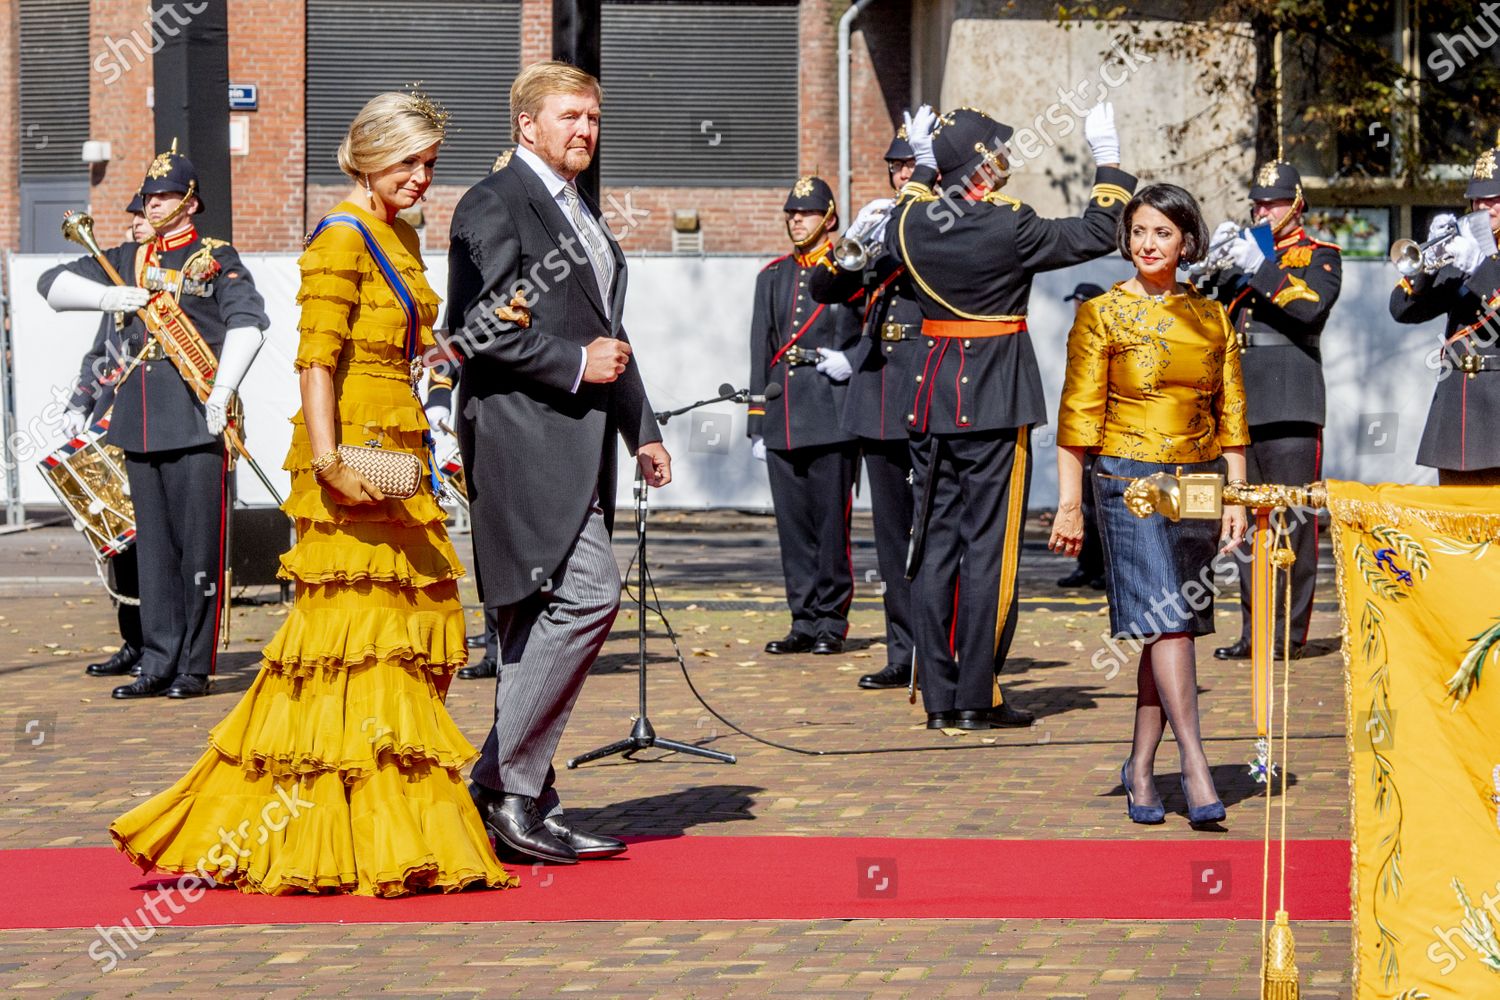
[1127,633,1217,809]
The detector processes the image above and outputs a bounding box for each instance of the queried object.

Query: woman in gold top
[110,93,516,895]
[1050,184,1250,828]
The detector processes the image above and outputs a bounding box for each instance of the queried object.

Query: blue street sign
[228,84,258,111]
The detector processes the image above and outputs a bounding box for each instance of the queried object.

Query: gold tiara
[405,81,451,134]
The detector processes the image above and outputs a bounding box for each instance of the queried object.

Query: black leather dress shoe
[469,783,576,865]
[166,674,210,699]
[1056,568,1092,587]
[926,712,957,729]
[952,710,991,731]
[990,703,1035,727]
[86,643,142,677]
[543,816,627,859]
[1213,637,1251,660]
[858,663,912,689]
[457,657,498,680]
[810,635,844,655]
[112,674,173,699]
[765,633,815,655]
[466,632,487,649]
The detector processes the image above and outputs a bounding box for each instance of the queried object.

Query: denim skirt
[1093,454,1225,640]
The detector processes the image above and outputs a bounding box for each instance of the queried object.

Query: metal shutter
[305,0,522,186]
[600,0,799,187]
[18,0,89,179]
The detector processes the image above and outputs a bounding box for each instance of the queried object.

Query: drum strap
[133,245,219,401]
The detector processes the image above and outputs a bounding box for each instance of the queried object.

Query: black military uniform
[71,195,146,677]
[890,108,1135,729]
[748,176,862,654]
[1203,162,1342,658]
[39,147,269,698]
[807,133,923,687]
[1390,143,1500,485]
[1057,282,1108,591]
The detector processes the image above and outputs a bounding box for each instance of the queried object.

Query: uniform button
[907,414,916,424]
[959,416,970,424]
[145,364,153,372]
[885,345,893,353]
[927,339,936,347]
[961,376,969,384]
[788,369,795,377]
[914,374,923,383]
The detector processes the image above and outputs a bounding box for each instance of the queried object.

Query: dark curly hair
[1116,183,1210,266]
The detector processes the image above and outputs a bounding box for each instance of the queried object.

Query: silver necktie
[562,185,614,312]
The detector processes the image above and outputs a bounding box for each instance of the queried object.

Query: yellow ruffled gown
[109,201,515,897]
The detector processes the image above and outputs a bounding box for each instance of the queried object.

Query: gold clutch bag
[336,444,422,500]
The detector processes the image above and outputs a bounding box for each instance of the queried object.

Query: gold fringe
[1262,910,1301,999]
[1326,496,1500,546]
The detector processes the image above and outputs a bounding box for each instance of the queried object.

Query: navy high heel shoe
[1121,761,1165,825]
[1181,775,1227,826]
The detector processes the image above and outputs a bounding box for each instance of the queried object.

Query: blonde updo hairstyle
[337,91,448,183]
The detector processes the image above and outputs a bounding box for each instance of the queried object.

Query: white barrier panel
[4,251,1445,515]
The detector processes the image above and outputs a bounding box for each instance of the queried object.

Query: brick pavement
[0,512,1352,998]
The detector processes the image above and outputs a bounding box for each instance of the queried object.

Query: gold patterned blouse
[1057,283,1250,463]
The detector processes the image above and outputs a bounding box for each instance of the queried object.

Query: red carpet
[0,837,1350,930]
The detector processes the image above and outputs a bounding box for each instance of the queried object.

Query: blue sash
[307,212,441,495]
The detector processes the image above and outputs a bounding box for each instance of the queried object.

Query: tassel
[1262,909,1300,999]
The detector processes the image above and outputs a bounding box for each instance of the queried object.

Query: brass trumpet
[832,201,893,271]
[1389,211,1496,278]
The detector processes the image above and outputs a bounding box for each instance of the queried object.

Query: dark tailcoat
[445,156,660,608]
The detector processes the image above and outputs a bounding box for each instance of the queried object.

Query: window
[18,0,89,252]
[599,0,800,187]
[305,0,522,186]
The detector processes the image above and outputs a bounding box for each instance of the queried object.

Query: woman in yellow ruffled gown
[110,92,515,896]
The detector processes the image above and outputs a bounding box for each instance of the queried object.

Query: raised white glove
[1084,102,1120,166]
[1427,213,1459,243]
[204,384,234,435]
[425,404,451,435]
[61,406,87,439]
[751,436,767,462]
[816,348,853,382]
[903,105,937,170]
[1227,234,1266,273]
[1447,233,1486,276]
[1212,220,1241,247]
[849,199,894,240]
[45,271,150,313]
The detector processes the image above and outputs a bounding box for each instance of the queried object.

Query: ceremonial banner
[1331,481,1500,999]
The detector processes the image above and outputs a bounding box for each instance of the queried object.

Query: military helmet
[783,175,836,215]
[932,108,1014,178]
[138,138,204,213]
[1466,143,1500,200]
[1249,160,1302,202]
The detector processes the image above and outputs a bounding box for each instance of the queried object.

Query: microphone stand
[567,390,739,769]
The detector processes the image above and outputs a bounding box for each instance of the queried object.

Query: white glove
[203,326,266,435]
[1212,220,1241,247]
[45,271,150,313]
[204,384,234,436]
[816,348,853,382]
[1427,213,1459,243]
[903,105,937,170]
[425,404,451,435]
[1448,233,1486,276]
[751,436,767,462]
[1084,102,1120,166]
[849,199,894,240]
[431,429,460,469]
[61,406,87,439]
[1227,234,1266,273]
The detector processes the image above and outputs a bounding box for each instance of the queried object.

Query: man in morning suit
[39,144,268,700]
[748,176,862,656]
[892,103,1134,731]
[1203,162,1342,661]
[445,61,671,866]
[807,130,923,688]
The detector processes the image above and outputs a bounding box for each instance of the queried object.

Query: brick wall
[227,0,305,251]
[88,0,154,239]
[0,0,17,251]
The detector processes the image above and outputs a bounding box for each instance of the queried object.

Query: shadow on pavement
[561,784,765,838]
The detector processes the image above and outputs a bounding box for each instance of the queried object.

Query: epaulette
[1308,238,1342,252]
[982,191,1022,211]
[492,149,513,173]
[761,252,792,272]
[198,236,231,252]
[897,180,936,202]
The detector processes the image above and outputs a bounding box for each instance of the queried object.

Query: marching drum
[38,417,136,562]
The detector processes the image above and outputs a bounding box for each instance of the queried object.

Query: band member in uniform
[65,196,154,679]
[749,176,863,656]
[39,143,269,699]
[892,102,1134,730]
[1202,162,1341,661]
[805,132,922,686]
[1056,282,1108,592]
[1389,140,1500,485]
[447,61,668,865]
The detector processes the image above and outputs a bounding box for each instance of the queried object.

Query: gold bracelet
[310,450,340,473]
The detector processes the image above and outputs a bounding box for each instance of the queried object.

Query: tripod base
[567,715,736,768]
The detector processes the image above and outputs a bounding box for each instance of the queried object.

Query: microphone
[655,383,782,424]
[731,382,782,405]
